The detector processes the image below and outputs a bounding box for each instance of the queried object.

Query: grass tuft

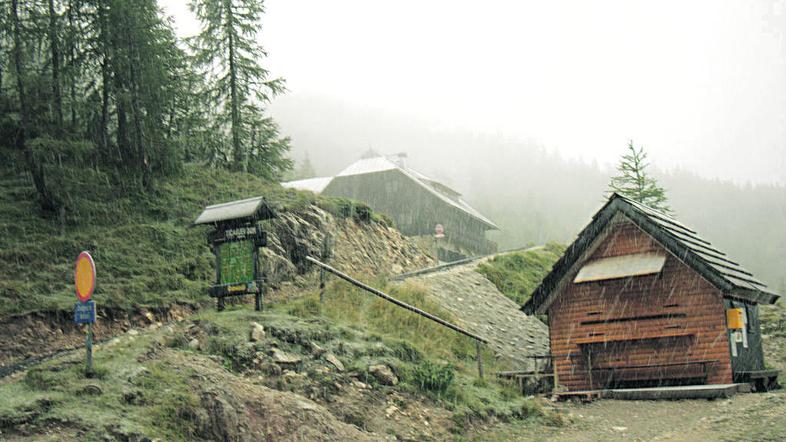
[476,243,564,305]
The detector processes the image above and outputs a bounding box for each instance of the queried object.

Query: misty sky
[161,0,786,185]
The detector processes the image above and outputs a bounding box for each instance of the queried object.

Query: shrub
[287,296,322,318]
[411,360,454,393]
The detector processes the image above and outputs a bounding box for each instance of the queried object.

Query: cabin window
[573,253,666,283]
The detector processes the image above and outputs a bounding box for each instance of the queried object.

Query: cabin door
[725,299,764,373]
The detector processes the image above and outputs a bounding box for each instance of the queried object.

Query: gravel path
[397,254,550,371]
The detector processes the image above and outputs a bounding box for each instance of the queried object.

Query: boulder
[271,348,302,367]
[249,322,266,342]
[368,364,398,386]
[309,341,326,357]
[324,353,344,372]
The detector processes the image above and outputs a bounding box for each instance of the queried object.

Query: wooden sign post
[74,251,96,376]
[194,197,276,312]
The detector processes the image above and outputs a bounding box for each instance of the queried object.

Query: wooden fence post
[476,340,484,379]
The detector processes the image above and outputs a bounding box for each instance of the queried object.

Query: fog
[161,0,786,289]
[164,0,786,184]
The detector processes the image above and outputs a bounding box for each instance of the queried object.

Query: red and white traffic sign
[74,251,96,303]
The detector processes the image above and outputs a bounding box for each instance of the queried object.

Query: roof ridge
[523,194,779,314]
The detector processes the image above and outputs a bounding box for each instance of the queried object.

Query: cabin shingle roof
[522,193,780,314]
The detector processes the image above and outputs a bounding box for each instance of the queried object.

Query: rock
[368,364,398,386]
[127,329,139,336]
[309,341,326,357]
[249,322,266,342]
[261,363,283,376]
[271,348,302,366]
[283,370,306,382]
[324,353,345,372]
[188,338,200,350]
[121,389,146,405]
[611,426,628,432]
[82,384,103,396]
[352,380,370,390]
[385,405,399,417]
[196,391,242,442]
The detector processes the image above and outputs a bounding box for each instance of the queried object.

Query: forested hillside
[271,94,786,292]
[0,0,291,218]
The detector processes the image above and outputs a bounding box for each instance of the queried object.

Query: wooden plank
[574,331,694,346]
[606,384,750,400]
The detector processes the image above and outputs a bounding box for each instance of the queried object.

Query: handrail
[305,256,489,344]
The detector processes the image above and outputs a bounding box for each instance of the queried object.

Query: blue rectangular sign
[74,300,96,324]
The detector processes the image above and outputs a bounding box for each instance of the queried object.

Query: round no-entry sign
[75,251,96,302]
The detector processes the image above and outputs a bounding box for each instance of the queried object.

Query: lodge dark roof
[522,193,780,315]
[283,155,499,230]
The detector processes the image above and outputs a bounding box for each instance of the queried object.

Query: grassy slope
[0,164,381,317]
[0,164,561,438]
[0,283,562,440]
[476,244,565,305]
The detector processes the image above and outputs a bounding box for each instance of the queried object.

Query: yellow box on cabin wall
[726,308,745,329]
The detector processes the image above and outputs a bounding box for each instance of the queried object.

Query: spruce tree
[189,0,290,176]
[609,140,671,213]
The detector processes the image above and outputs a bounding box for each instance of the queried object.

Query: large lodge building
[523,194,780,393]
[283,153,498,262]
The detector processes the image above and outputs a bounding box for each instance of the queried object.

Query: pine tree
[189,0,289,176]
[609,140,671,213]
[10,0,59,213]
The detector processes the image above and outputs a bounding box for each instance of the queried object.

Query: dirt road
[472,389,786,441]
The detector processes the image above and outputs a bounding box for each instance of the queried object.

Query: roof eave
[728,287,780,305]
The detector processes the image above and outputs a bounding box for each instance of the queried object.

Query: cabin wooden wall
[548,219,733,391]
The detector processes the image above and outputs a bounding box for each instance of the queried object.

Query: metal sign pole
[86,322,93,375]
[74,251,97,378]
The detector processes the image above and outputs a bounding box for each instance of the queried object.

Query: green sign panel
[219,240,254,284]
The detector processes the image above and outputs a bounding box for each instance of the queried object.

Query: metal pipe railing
[306,255,489,344]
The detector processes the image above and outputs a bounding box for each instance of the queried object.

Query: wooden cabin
[283,153,498,261]
[522,194,780,393]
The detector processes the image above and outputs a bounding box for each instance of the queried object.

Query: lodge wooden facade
[523,194,780,392]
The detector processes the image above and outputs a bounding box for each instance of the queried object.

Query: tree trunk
[226,2,244,171]
[127,35,149,187]
[48,0,63,130]
[0,28,4,92]
[98,0,110,153]
[67,0,78,127]
[11,0,58,213]
[116,96,129,166]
